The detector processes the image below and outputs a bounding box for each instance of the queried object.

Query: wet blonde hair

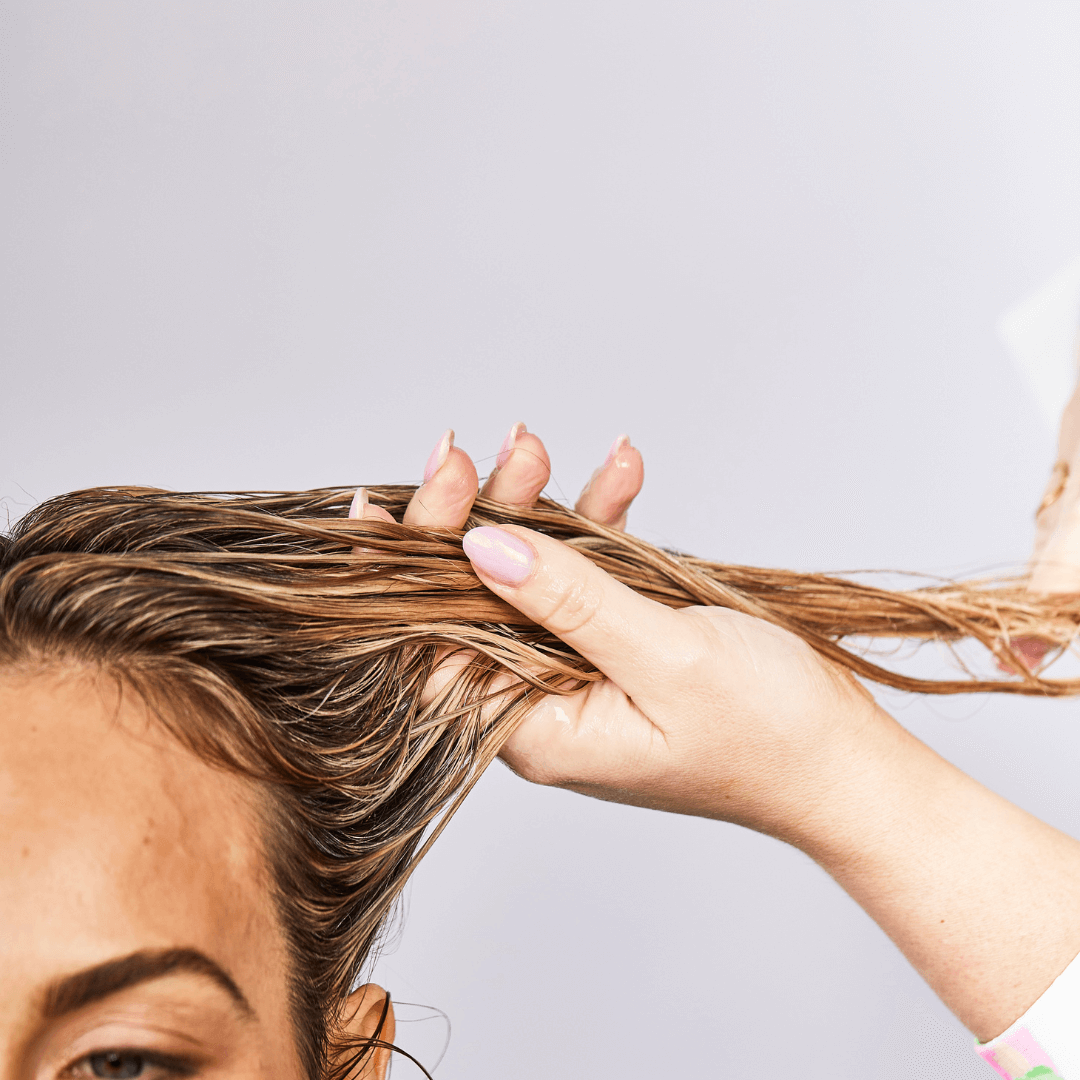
[1,484,1076,1075]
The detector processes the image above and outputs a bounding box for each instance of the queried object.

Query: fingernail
[496,421,527,470]
[995,636,1052,674]
[348,487,368,519]
[423,428,454,483]
[1015,636,1051,670]
[604,434,630,467]
[463,526,536,586]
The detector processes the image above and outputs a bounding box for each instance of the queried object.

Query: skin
[400,420,1080,1040]
[0,423,636,1080]
[1030,378,1080,589]
[1008,378,1080,668]
[444,419,1080,1044]
[0,667,324,1080]
[363,416,1080,1045]
[12,412,1073,1065]
[464,526,1080,1043]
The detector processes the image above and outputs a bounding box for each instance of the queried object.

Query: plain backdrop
[4,3,1080,1076]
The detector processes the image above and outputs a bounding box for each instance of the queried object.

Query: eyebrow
[41,948,254,1020]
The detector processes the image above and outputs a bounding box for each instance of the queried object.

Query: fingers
[1029,462,1080,594]
[1011,385,1080,669]
[348,487,396,524]
[402,430,480,529]
[361,425,643,535]
[1029,380,1080,589]
[996,636,1053,674]
[462,524,698,708]
[480,422,552,505]
[574,435,644,530]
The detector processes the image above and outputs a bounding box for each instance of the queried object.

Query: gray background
[3,2,1080,1076]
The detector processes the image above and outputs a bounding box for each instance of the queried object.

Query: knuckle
[537,578,604,639]
[664,641,714,690]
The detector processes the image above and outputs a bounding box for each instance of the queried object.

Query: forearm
[787,703,1080,1042]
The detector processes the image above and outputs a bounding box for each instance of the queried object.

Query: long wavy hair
[2,483,1077,1076]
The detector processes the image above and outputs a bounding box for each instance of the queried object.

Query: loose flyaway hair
[1,483,1077,1077]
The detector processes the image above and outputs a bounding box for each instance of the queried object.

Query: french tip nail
[423,428,455,483]
[604,434,631,467]
[348,487,368,519]
[496,421,527,469]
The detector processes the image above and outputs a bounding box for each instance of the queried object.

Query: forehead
[0,666,272,983]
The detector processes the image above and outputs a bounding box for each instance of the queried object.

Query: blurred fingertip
[996,635,1053,674]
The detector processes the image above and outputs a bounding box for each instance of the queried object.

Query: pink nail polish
[423,429,455,483]
[1015,636,1052,670]
[604,434,630,467]
[348,487,368,519]
[496,421,527,470]
[463,526,536,586]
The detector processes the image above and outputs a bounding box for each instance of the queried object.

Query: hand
[461,520,1080,1045]
[1030,379,1080,590]
[460,521,875,838]
[1010,380,1080,669]
[371,423,866,835]
[341,422,643,1073]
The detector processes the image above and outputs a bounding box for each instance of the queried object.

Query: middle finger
[480,422,552,506]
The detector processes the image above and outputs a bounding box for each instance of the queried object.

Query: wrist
[767,696,916,858]
[779,701,1080,1041]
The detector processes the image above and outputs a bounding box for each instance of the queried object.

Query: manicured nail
[463,526,536,586]
[423,429,454,483]
[1014,636,1051,670]
[496,421,527,470]
[348,487,368,519]
[604,434,630,467]
[995,636,1052,674]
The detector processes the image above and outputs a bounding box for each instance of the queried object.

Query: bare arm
[791,700,1080,1041]
[463,526,1080,1042]
[389,421,1080,1040]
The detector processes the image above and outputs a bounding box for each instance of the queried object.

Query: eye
[66,1050,197,1079]
[88,1053,148,1078]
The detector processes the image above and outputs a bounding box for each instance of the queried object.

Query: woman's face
[0,668,305,1079]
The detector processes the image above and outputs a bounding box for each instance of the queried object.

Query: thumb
[462,524,698,705]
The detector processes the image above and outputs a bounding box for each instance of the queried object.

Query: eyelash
[63,1048,199,1079]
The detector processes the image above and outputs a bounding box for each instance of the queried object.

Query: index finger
[461,524,700,705]
[402,431,480,528]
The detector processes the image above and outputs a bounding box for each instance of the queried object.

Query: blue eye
[89,1053,147,1078]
